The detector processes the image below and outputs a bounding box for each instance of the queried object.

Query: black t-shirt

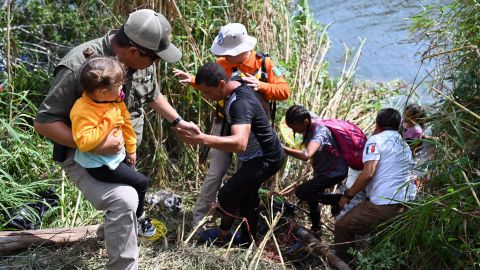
[224,83,283,161]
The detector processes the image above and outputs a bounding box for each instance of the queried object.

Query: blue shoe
[231,230,243,245]
[198,228,219,243]
[199,228,242,245]
[286,239,304,255]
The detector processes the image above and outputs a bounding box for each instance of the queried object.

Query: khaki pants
[334,200,404,263]
[61,149,139,270]
[192,121,231,229]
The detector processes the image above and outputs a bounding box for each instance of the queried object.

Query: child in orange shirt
[70,49,155,237]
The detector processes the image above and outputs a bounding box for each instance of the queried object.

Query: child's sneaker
[138,215,156,237]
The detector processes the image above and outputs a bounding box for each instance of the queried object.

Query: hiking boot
[198,228,241,245]
[138,215,156,237]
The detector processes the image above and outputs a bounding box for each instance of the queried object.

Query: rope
[212,202,255,244]
[148,219,167,241]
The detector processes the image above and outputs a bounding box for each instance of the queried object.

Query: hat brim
[155,43,182,63]
[210,36,257,56]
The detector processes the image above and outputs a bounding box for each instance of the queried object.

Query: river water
[309,0,445,104]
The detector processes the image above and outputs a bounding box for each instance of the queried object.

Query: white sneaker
[137,214,156,237]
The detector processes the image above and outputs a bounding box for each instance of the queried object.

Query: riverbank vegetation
[1,0,477,269]
[353,1,480,269]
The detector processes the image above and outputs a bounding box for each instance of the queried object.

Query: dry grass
[0,240,284,270]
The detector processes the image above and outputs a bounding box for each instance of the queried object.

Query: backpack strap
[311,119,341,157]
[256,52,277,128]
[255,52,269,83]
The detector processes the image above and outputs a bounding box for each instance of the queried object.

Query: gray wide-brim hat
[124,9,182,63]
[210,23,257,56]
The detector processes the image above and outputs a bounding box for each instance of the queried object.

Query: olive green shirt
[36,30,160,152]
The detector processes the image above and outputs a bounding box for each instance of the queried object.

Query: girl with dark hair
[283,105,348,236]
[402,104,437,187]
[70,48,156,237]
[402,103,431,152]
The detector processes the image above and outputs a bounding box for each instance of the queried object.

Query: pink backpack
[311,118,367,170]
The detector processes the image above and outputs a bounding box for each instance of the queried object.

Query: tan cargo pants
[60,149,139,270]
[192,121,231,229]
[334,199,404,263]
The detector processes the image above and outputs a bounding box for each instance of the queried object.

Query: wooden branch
[431,87,480,121]
[421,45,477,60]
[292,224,350,270]
[0,225,103,254]
[0,24,61,32]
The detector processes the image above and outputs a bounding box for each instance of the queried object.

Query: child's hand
[126,152,137,165]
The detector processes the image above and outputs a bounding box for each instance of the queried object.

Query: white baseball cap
[210,23,257,56]
[124,9,182,63]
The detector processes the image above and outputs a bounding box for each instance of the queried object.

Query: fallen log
[292,224,350,270]
[0,224,103,254]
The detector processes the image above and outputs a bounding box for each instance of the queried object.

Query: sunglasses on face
[128,40,160,61]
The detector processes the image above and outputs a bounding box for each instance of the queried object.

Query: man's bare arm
[177,123,251,153]
[34,121,123,155]
[34,121,76,148]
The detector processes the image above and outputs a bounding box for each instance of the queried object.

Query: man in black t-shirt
[177,62,284,245]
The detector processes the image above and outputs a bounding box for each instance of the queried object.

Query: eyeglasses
[128,40,160,61]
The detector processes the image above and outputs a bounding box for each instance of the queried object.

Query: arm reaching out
[149,94,200,134]
[283,141,321,161]
[172,68,193,84]
[177,123,251,153]
[339,160,379,207]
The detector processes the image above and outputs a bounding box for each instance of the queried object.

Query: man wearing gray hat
[34,9,197,270]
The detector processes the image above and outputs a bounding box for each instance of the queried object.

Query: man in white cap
[173,23,290,233]
[35,9,198,270]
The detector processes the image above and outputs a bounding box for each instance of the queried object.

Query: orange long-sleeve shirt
[70,92,136,154]
[190,50,290,101]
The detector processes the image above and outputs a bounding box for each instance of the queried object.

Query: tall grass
[0,63,102,230]
[0,1,110,230]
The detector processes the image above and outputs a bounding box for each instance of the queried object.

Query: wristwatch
[343,188,354,199]
[170,116,182,127]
